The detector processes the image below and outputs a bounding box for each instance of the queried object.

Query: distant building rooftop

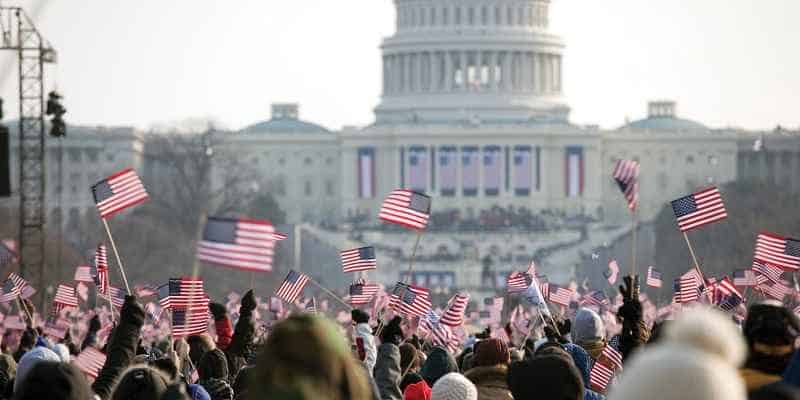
[620,101,708,132]
[241,103,330,134]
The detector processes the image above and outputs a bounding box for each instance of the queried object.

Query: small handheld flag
[612,160,639,211]
[646,266,662,288]
[73,348,107,379]
[605,260,620,284]
[275,270,310,304]
[378,189,431,230]
[91,168,149,219]
[349,280,379,305]
[440,292,470,327]
[197,217,286,272]
[670,187,727,232]
[754,231,800,271]
[340,246,377,273]
[388,282,432,317]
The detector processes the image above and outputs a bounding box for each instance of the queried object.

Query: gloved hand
[88,315,101,332]
[209,302,228,321]
[241,289,257,312]
[379,316,404,346]
[120,295,146,326]
[617,276,642,322]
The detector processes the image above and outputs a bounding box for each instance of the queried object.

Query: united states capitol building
[5,0,798,291]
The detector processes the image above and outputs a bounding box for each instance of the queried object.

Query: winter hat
[608,344,746,400]
[351,309,370,324]
[573,308,605,344]
[110,365,170,400]
[187,383,212,400]
[52,343,71,363]
[421,347,459,386]
[404,379,432,400]
[745,302,800,347]
[430,372,477,400]
[200,377,234,400]
[14,345,61,393]
[507,356,584,400]
[12,361,93,400]
[400,343,421,374]
[664,306,746,366]
[472,338,509,367]
[198,348,229,382]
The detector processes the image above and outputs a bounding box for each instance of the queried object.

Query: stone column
[532,52,540,93]
[444,51,453,92]
[404,53,412,93]
[415,52,423,92]
[475,50,483,91]
[502,51,512,92]
[460,50,468,91]
[429,52,438,92]
[489,51,498,91]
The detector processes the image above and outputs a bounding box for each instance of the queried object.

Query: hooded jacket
[355,322,378,373]
[374,343,403,400]
[464,365,512,400]
[420,347,458,387]
[92,296,146,400]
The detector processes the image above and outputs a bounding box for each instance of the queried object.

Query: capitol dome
[241,103,331,134]
[374,0,569,124]
[620,101,708,133]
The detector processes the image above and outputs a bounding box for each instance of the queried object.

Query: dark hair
[744,303,800,346]
[14,361,93,400]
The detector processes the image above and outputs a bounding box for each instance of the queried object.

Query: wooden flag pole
[405,231,424,283]
[249,272,255,290]
[16,297,32,324]
[631,209,638,277]
[308,278,352,310]
[682,231,704,277]
[101,219,131,295]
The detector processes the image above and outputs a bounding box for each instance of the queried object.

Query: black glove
[209,302,228,321]
[120,295,146,326]
[88,315,101,332]
[617,276,642,322]
[379,316,404,346]
[241,289,257,312]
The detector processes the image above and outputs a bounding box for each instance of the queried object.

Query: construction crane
[0,3,57,305]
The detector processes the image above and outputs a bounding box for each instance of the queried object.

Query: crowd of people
[0,276,799,400]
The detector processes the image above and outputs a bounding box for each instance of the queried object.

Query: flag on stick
[670,187,727,232]
[72,347,107,379]
[440,293,469,327]
[340,246,377,273]
[348,280,379,305]
[605,260,620,284]
[74,266,93,283]
[0,279,20,303]
[53,284,79,310]
[171,303,210,337]
[612,160,639,211]
[548,284,573,307]
[752,261,783,284]
[158,278,205,310]
[507,270,533,294]
[754,232,800,271]
[0,241,17,266]
[388,282,432,317]
[91,168,149,219]
[197,217,285,272]
[378,189,431,230]
[94,244,109,295]
[275,270,310,304]
[733,269,758,287]
[646,266,662,288]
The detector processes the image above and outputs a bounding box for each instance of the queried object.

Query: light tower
[375,0,569,124]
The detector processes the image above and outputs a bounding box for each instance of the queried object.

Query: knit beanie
[352,309,370,324]
[573,308,604,344]
[14,346,61,393]
[430,373,476,400]
[404,379,432,400]
[508,356,584,400]
[110,365,170,400]
[12,361,93,400]
[421,347,459,386]
[472,338,509,367]
[198,348,229,382]
[200,377,234,400]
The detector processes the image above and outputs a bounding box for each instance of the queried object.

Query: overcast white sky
[0,0,797,131]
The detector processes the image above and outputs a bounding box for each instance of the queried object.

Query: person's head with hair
[13,345,61,393]
[430,372,476,400]
[573,308,606,359]
[198,348,229,382]
[13,361,92,400]
[471,338,509,368]
[187,334,216,368]
[250,313,372,400]
[110,365,171,400]
[507,355,584,400]
[750,383,800,400]
[421,347,459,387]
[609,306,747,400]
[742,301,800,390]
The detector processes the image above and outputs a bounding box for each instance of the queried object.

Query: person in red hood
[404,379,431,400]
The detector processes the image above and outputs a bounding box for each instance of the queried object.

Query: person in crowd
[573,308,606,360]
[420,346,459,388]
[353,309,377,372]
[374,316,404,400]
[13,361,93,400]
[430,372,477,400]
[249,313,373,400]
[197,348,234,400]
[464,338,512,400]
[508,354,584,400]
[609,306,747,400]
[615,276,648,361]
[740,301,800,392]
[111,365,171,400]
[94,295,146,400]
[208,289,257,384]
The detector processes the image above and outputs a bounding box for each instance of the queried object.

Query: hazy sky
[0,0,797,131]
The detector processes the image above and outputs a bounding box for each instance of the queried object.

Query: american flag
[733,269,758,287]
[158,278,205,309]
[91,168,149,219]
[440,292,469,327]
[102,286,126,309]
[418,309,440,335]
[388,282,431,317]
[506,271,532,293]
[305,298,317,314]
[589,345,624,392]
[3,315,25,331]
[581,291,609,306]
[605,260,620,284]
[144,302,160,322]
[430,322,454,350]
[715,277,742,300]
[0,241,17,266]
[548,284,573,307]
[72,347,107,379]
[612,160,639,211]
[197,217,286,272]
[340,246,377,273]
[0,279,19,303]
[171,302,210,337]
[670,187,727,232]
[646,266,663,288]
[349,280,379,305]
[752,261,783,284]
[378,189,431,230]
[677,273,700,303]
[760,281,792,301]
[275,270,310,304]
[94,244,109,295]
[754,232,800,271]
[135,285,158,298]
[43,317,68,339]
[53,284,79,309]
[74,266,93,283]
[718,294,743,312]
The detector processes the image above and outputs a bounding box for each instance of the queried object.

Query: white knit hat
[431,372,478,400]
